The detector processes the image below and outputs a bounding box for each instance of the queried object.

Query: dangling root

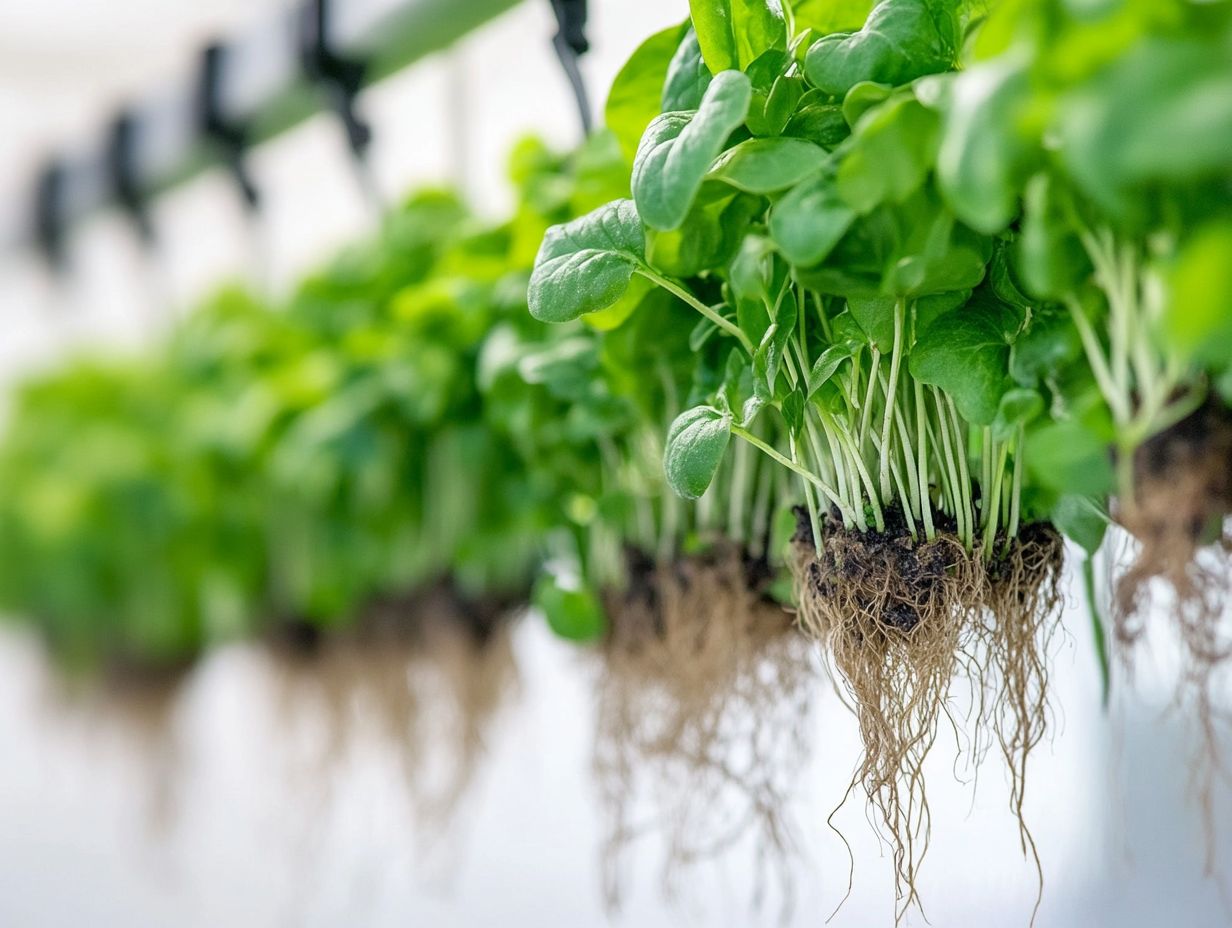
[268,582,519,836]
[791,508,1063,919]
[594,544,815,916]
[981,523,1065,917]
[1116,396,1232,874]
[46,661,191,835]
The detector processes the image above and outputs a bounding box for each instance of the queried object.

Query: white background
[0,2,1228,925]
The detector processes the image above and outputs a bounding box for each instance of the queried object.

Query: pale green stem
[859,348,880,453]
[879,368,920,518]
[637,268,755,355]
[1065,294,1130,426]
[980,427,993,529]
[915,380,936,541]
[791,432,823,551]
[944,392,975,550]
[732,424,855,524]
[982,438,1010,559]
[879,299,905,499]
[728,434,750,545]
[832,417,884,532]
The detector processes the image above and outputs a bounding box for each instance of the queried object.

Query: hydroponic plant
[0,187,563,835]
[2,0,1230,919]
[527,0,1218,915]
[929,0,1232,800]
[488,133,816,907]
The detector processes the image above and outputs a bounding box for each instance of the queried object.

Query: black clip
[34,158,68,270]
[549,0,592,136]
[299,0,372,161]
[106,110,155,243]
[198,42,260,212]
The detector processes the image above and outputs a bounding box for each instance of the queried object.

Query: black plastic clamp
[298,0,373,161]
[549,0,592,136]
[106,110,155,243]
[198,42,260,212]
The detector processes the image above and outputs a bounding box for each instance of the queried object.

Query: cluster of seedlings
[530,0,1232,916]
[0,0,1229,921]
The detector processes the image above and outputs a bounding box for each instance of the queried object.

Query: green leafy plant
[529,1,1077,915]
[930,0,1232,860]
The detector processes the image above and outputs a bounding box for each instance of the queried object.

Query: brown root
[268,582,519,837]
[594,544,814,916]
[791,509,1063,919]
[1116,396,1232,874]
[1117,396,1232,650]
[981,522,1066,909]
[49,662,191,835]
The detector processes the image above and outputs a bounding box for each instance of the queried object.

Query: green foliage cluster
[531,0,1232,580]
[2,0,1230,683]
[0,136,695,669]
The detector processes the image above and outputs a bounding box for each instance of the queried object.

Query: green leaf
[841,81,893,127]
[803,0,959,97]
[914,288,970,332]
[689,0,786,74]
[909,292,1022,424]
[936,55,1033,234]
[768,170,856,266]
[662,28,713,112]
[1163,222,1232,368]
[757,289,798,394]
[647,186,762,277]
[1056,38,1232,215]
[633,70,754,231]
[1017,174,1090,300]
[807,341,858,395]
[664,405,733,499]
[719,347,756,420]
[1052,494,1109,556]
[988,240,1032,309]
[782,387,806,436]
[605,24,688,162]
[709,137,827,193]
[529,200,646,322]
[534,572,607,642]
[991,387,1043,441]
[1026,421,1114,497]
[1009,303,1081,387]
[729,235,782,343]
[846,295,896,349]
[745,50,802,137]
[836,94,939,213]
[782,94,851,146]
[790,0,873,34]
[582,275,654,332]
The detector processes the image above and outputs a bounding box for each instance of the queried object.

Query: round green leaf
[529,200,646,323]
[534,573,607,642]
[909,293,1022,425]
[803,0,958,98]
[768,170,856,266]
[709,137,828,193]
[664,405,733,499]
